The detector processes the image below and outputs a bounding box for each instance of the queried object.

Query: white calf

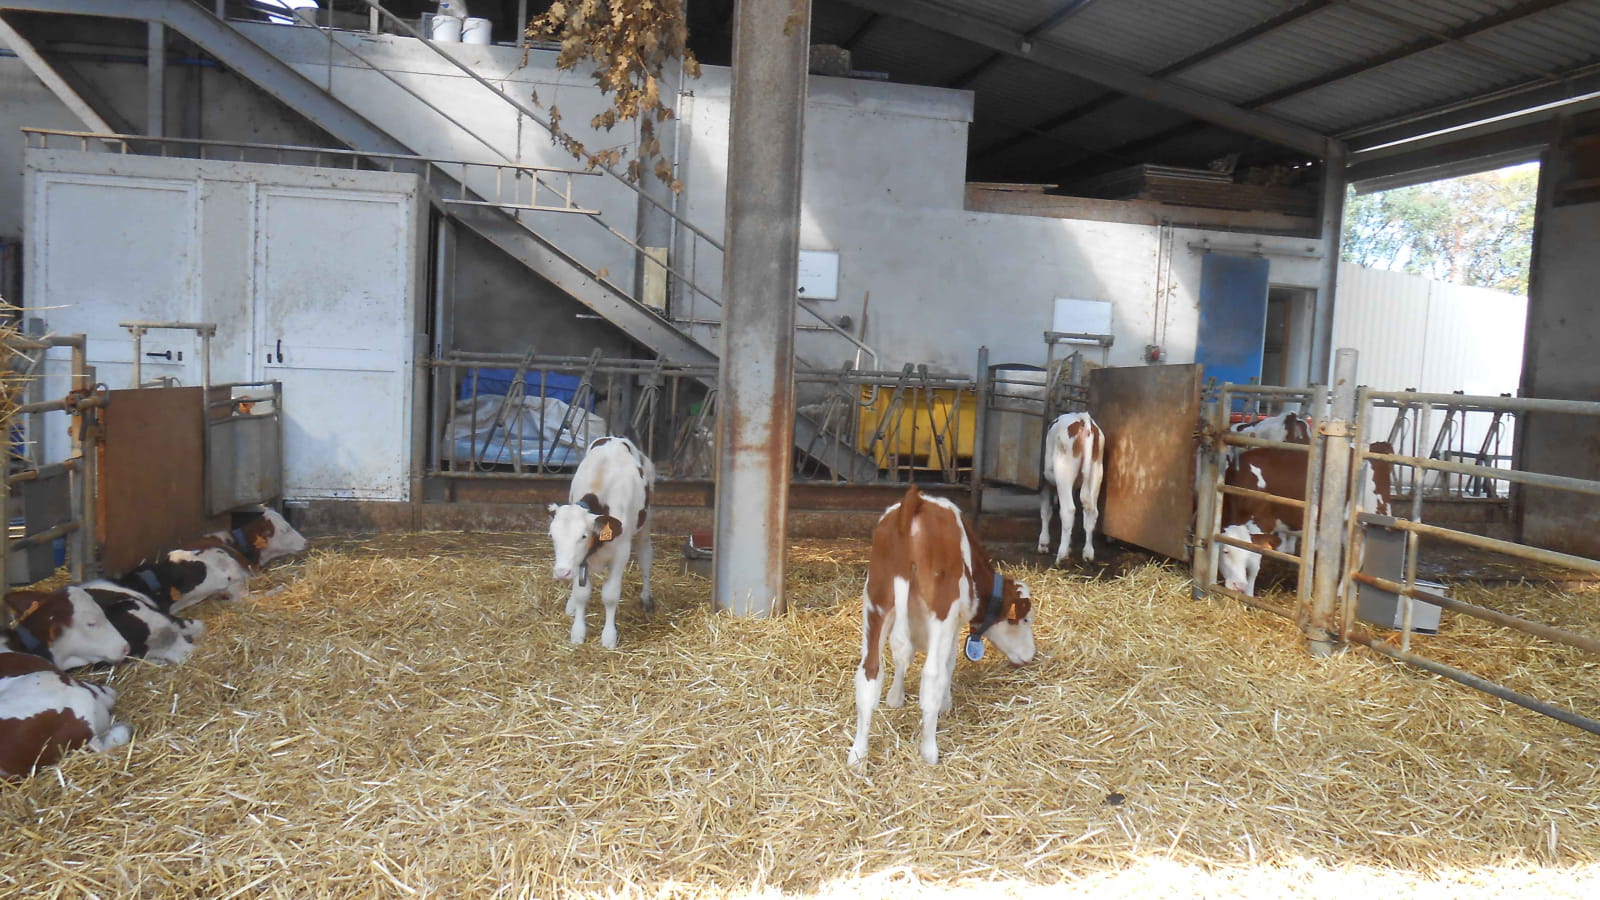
[547,436,656,649]
[1038,412,1105,564]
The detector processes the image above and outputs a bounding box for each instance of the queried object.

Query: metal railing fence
[1194,353,1600,738]
[428,352,978,487]
[3,332,100,587]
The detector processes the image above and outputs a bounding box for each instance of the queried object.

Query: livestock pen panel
[98,386,224,574]
[1088,364,1203,561]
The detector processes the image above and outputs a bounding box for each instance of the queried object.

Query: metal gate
[1193,349,1600,738]
[1088,364,1203,562]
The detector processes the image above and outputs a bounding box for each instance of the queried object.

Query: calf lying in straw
[850,486,1035,765]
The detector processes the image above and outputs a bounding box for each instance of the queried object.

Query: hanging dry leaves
[525,0,701,193]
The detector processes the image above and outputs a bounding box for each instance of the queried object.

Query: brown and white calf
[79,581,206,664]
[1038,411,1105,564]
[0,649,130,780]
[113,508,307,614]
[1217,441,1394,596]
[3,588,130,670]
[850,486,1035,766]
[547,436,655,649]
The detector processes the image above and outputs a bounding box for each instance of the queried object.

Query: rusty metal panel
[99,387,225,574]
[1088,364,1202,562]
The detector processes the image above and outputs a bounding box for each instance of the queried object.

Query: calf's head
[234,508,308,565]
[5,587,130,668]
[1218,523,1277,596]
[547,501,624,584]
[979,578,1036,667]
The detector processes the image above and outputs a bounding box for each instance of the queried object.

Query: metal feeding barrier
[1194,350,1600,738]
[428,352,978,487]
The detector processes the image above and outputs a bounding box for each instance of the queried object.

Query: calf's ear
[546,502,560,515]
[594,515,623,544]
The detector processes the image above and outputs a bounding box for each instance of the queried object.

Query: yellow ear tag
[598,521,615,542]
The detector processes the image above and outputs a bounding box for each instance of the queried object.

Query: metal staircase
[2,0,881,481]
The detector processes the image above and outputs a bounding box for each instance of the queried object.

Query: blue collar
[12,620,47,657]
[135,568,163,596]
[970,571,1007,641]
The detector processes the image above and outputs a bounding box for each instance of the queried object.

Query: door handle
[144,350,173,360]
[275,339,284,364]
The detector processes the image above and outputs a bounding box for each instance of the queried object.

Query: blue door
[1195,254,1270,388]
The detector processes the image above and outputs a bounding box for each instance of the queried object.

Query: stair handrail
[352,0,725,254]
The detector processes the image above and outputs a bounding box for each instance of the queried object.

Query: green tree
[1342,166,1536,295]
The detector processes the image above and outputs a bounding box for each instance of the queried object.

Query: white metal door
[252,186,414,500]
[31,173,202,462]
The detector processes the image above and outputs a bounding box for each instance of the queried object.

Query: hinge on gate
[1318,420,1353,437]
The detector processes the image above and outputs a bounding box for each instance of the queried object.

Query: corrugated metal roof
[802,0,1600,185]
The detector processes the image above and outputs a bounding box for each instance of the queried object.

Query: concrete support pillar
[147,22,165,138]
[712,0,813,617]
[1310,141,1347,382]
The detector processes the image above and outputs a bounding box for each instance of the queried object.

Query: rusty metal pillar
[1305,348,1357,656]
[712,0,813,617]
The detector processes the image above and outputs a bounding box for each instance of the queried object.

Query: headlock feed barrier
[1194,348,1600,737]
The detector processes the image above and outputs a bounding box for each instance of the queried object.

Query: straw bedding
[2,531,1598,899]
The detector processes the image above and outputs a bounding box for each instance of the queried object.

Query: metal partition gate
[1193,350,1600,737]
[1089,364,1203,562]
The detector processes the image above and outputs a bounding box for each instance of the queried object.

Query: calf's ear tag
[597,520,616,542]
[964,635,985,662]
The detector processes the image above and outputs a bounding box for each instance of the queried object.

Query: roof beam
[836,0,1334,158]
[1344,64,1600,151]
[946,0,1098,89]
[1244,0,1573,111]
[973,0,1334,163]
[1044,0,1575,180]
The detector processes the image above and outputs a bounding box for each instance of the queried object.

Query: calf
[1217,522,1279,597]
[1037,411,1105,564]
[1218,441,1394,596]
[114,508,307,614]
[0,650,130,780]
[3,588,130,669]
[1233,411,1310,445]
[547,436,656,649]
[79,581,206,664]
[850,486,1035,766]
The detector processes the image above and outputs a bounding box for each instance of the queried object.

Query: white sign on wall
[797,249,840,300]
[1053,297,1113,335]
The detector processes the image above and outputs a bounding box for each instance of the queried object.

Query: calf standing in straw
[547,436,656,649]
[849,486,1035,765]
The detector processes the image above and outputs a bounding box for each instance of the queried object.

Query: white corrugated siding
[1332,263,1526,493]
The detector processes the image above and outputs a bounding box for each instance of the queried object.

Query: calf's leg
[598,552,630,649]
[849,584,889,766]
[1079,451,1103,563]
[634,524,656,615]
[567,579,593,644]
[1052,455,1081,564]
